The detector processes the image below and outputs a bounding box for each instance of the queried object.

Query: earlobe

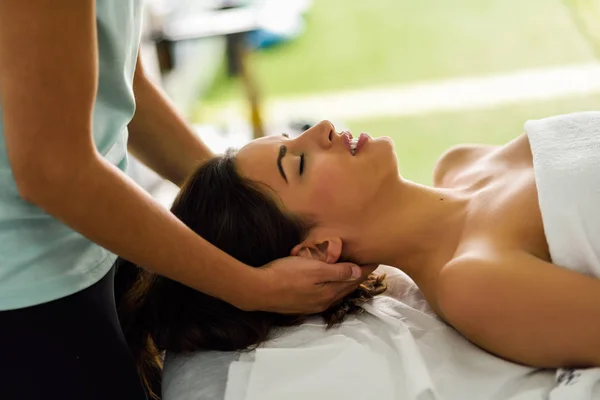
[290,238,343,264]
[300,247,318,259]
[291,243,322,260]
[291,243,309,257]
[299,248,313,258]
[318,238,342,264]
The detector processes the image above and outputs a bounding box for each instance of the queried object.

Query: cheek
[306,167,363,217]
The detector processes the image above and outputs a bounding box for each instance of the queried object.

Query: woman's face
[235,121,398,244]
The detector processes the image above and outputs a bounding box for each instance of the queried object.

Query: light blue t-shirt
[0,0,143,310]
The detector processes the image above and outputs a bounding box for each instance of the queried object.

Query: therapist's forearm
[128,72,213,187]
[20,153,253,305]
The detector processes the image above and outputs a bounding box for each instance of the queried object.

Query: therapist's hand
[239,257,378,314]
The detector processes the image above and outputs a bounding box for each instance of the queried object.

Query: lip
[353,133,370,155]
[341,131,354,154]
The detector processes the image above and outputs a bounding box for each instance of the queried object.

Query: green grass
[193,1,598,188]
[201,0,594,106]
[345,95,600,185]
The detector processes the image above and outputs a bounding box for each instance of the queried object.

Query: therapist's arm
[0,0,368,314]
[128,53,212,187]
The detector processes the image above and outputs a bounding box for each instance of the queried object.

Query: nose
[297,120,335,149]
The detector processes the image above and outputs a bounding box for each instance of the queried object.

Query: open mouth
[346,133,370,156]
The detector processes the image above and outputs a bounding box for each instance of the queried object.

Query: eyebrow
[277,145,288,183]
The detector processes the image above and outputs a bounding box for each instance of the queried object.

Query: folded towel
[525,111,600,278]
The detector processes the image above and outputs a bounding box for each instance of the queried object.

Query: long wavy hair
[115,150,386,399]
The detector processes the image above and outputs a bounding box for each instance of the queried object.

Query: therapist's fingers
[319,264,380,309]
[330,278,369,302]
[358,263,379,279]
[321,262,362,282]
[314,262,378,283]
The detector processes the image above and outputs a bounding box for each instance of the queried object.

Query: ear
[291,237,343,264]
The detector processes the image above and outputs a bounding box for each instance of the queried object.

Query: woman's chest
[447,139,550,261]
[461,171,550,261]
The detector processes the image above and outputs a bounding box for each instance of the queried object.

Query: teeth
[350,138,359,155]
[348,137,359,155]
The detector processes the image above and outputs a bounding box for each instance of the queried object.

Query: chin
[376,136,394,146]
[379,139,398,169]
[364,137,398,177]
[377,136,396,155]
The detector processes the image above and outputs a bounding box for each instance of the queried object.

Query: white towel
[525,111,600,278]
[525,111,600,400]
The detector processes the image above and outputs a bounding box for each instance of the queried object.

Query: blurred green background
[194,0,599,184]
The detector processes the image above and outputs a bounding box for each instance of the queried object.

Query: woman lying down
[117,111,600,398]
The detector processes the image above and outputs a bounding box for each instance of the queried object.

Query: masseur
[0,2,372,399]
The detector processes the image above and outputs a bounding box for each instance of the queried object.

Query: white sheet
[163,265,600,400]
[223,266,600,400]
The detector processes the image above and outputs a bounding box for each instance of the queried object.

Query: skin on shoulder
[426,131,600,368]
[436,251,600,368]
[433,144,499,187]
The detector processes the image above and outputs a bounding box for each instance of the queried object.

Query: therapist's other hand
[241,257,378,314]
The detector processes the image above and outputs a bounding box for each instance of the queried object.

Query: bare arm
[0,0,253,304]
[438,253,600,368]
[0,0,368,314]
[128,54,213,186]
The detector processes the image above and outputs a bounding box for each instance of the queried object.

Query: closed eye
[299,153,305,176]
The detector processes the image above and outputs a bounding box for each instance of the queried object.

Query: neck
[349,178,469,281]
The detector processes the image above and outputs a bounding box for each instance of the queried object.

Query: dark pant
[0,267,148,400]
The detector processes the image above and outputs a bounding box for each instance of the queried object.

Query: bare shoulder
[433,144,497,187]
[436,248,593,328]
[435,251,600,367]
[434,254,493,321]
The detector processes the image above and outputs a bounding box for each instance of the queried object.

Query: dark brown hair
[115,150,386,399]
